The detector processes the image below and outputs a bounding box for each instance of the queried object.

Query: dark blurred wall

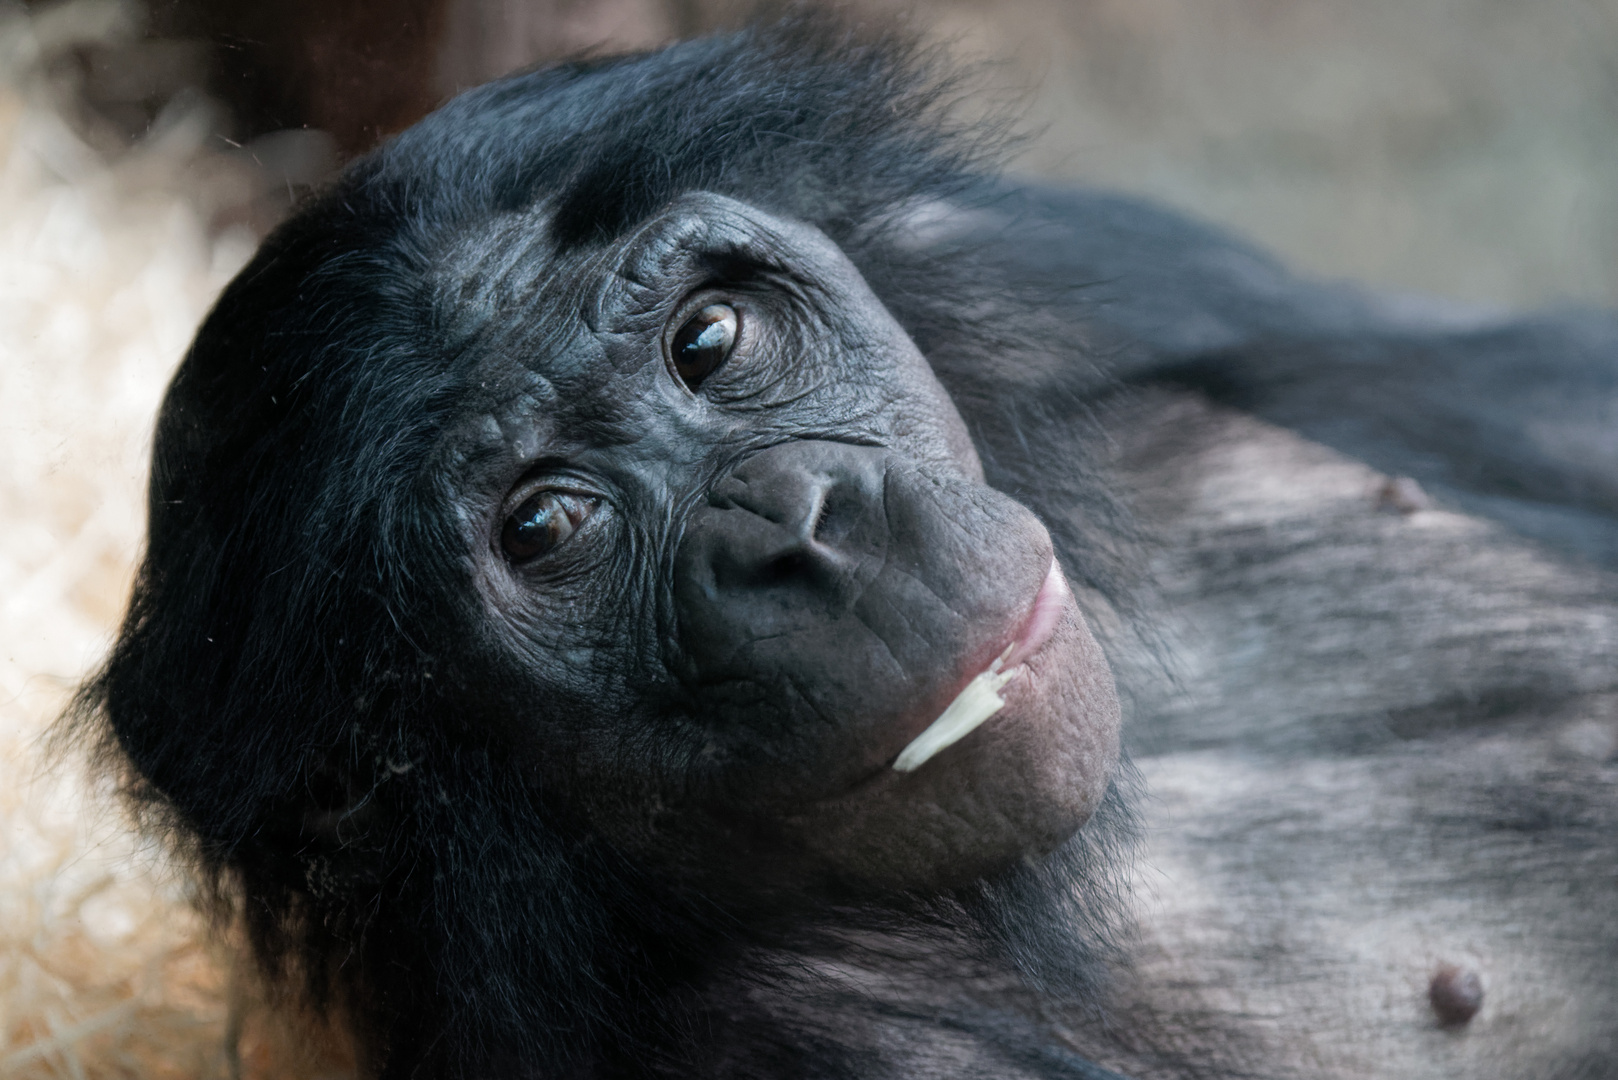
[64,0,1618,308]
[141,0,721,152]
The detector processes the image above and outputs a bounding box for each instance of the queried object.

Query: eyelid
[669,286,739,326]
[499,467,603,518]
[503,480,589,515]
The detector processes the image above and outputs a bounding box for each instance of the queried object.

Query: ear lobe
[299,761,383,847]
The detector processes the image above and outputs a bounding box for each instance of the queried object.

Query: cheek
[785,602,1121,891]
[888,359,986,483]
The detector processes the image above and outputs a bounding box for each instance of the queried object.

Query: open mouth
[891,559,1071,773]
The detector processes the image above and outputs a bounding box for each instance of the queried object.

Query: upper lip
[891,556,1068,747]
[878,558,1072,776]
[935,554,1070,711]
[1003,558,1070,670]
[834,555,1073,790]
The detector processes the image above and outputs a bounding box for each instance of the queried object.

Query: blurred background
[41,0,1618,306]
[2,0,1615,1074]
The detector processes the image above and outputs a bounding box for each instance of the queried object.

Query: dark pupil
[502,493,577,561]
[672,304,737,389]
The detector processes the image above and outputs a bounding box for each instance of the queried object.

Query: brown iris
[501,491,594,561]
[670,303,738,390]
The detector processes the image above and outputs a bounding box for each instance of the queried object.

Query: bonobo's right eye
[500,490,597,562]
[668,303,739,390]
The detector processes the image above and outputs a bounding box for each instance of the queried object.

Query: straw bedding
[0,3,349,1074]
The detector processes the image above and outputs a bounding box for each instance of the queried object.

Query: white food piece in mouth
[892,645,1017,773]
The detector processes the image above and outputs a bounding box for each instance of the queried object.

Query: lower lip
[1005,560,1071,669]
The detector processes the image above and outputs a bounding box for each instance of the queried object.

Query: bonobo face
[438,192,1119,895]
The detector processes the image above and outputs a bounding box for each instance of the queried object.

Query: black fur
[72,20,1138,1078]
[69,15,1618,1080]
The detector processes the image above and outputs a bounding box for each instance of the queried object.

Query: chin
[789,589,1121,893]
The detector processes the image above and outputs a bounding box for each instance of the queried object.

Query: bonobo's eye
[500,490,596,562]
[669,303,739,390]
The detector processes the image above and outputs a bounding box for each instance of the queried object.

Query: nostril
[809,496,832,544]
[693,442,890,591]
[766,551,811,581]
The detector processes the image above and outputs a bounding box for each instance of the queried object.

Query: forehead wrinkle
[433,206,591,331]
[608,194,774,289]
[437,227,684,468]
[437,206,551,293]
[434,226,625,387]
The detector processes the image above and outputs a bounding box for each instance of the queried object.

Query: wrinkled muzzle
[672,439,1055,767]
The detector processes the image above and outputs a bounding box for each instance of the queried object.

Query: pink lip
[858,558,1073,785]
[1004,560,1070,669]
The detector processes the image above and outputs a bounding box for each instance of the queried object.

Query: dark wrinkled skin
[446,195,1118,896]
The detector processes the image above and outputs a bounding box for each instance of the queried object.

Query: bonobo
[75,17,1618,1080]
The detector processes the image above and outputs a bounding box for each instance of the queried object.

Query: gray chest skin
[847,185,1618,1079]
[1097,390,1618,1079]
[711,390,1618,1080]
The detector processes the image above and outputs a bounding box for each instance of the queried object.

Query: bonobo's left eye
[669,303,739,390]
[500,490,597,562]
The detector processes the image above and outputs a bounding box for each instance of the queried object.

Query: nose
[702,441,887,588]
[673,441,891,674]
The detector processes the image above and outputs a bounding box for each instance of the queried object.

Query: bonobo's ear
[287,754,398,900]
[298,760,377,842]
